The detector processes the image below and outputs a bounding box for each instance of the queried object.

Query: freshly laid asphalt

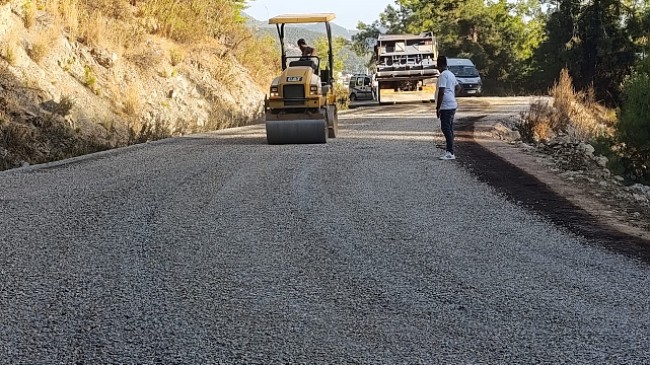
[1,98,648,364]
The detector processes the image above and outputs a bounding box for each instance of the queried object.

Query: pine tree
[534,0,637,105]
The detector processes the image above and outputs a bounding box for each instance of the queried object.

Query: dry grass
[127,119,171,144]
[82,0,132,20]
[520,69,617,142]
[43,0,81,39]
[111,22,146,53]
[334,84,350,110]
[185,43,237,86]
[125,44,164,70]
[208,56,237,85]
[168,45,185,66]
[3,44,18,66]
[2,31,19,66]
[53,95,75,116]
[157,66,177,78]
[27,31,52,64]
[80,10,140,53]
[32,0,277,84]
[0,120,37,170]
[23,0,37,29]
[140,0,240,43]
[231,32,280,87]
[121,85,141,117]
[1,0,276,170]
[519,100,555,142]
[82,10,106,47]
[0,104,110,170]
[42,0,140,53]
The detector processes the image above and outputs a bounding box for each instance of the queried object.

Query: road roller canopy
[269,13,336,25]
[270,13,337,75]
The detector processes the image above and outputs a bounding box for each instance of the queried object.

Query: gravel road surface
[1,97,649,364]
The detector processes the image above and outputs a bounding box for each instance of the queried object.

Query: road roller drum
[266,119,327,144]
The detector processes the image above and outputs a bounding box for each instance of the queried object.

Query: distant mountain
[244,14,267,28]
[244,14,318,48]
[244,13,368,74]
[244,13,358,40]
[299,23,358,40]
[246,18,324,55]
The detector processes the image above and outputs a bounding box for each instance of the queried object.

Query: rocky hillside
[0,0,276,170]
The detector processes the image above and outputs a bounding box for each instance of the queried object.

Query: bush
[519,69,616,142]
[121,85,141,116]
[2,42,18,66]
[618,64,650,182]
[128,120,171,144]
[550,69,616,139]
[0,114,111,170]
[169,45,186,66]
[27,32,52,64]
[23,0,37,29]
[231,33,280,87]
[333,84,349,110]
[518,99,555,142]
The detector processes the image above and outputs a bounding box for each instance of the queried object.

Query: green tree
[618,57,650,182]
[533,0,638,105]
[351,4,410,66]
[351,21,381,57]
[392,0,545,92]
[630,2,650,58]
[623,0,650,51]
[314,36,349,74]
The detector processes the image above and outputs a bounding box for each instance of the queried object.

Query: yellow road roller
[265,13,339,144]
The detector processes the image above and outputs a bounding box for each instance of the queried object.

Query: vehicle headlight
[310,85,318,96]
[270,86,279,97]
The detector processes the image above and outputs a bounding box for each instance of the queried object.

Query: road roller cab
[265,13,339,144]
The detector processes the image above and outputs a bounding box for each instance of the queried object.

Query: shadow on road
[348,100,379,109]
[456,118,650,264]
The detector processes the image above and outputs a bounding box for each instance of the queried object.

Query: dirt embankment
[0,1,267,170]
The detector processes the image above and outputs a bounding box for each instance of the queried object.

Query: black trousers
[439,109,456,154]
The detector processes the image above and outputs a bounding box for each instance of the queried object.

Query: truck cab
[447,58,482,96]
[348,74,373,101]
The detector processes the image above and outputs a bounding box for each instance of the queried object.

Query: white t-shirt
[436,69,459,110]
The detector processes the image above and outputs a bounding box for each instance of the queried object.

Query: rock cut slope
[0,0,269,170]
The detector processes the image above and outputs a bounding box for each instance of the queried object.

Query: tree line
[353,0,650,105]
[351,0,648,181]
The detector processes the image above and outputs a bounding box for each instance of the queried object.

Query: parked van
[447,58,482,96]
[348,74,374,101]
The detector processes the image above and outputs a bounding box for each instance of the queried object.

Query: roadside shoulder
[471,117,650,241]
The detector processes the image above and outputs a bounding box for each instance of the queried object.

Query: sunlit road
[1,97,648,364]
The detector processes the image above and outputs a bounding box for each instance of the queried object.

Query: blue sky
[245,0,396,30]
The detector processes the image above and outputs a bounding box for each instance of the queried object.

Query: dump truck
[264,13,339,144]
[374,33,439,104]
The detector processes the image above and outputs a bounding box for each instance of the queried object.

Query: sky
[245,0,396,30]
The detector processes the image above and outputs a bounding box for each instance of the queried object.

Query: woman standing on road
[436,56,462,160]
